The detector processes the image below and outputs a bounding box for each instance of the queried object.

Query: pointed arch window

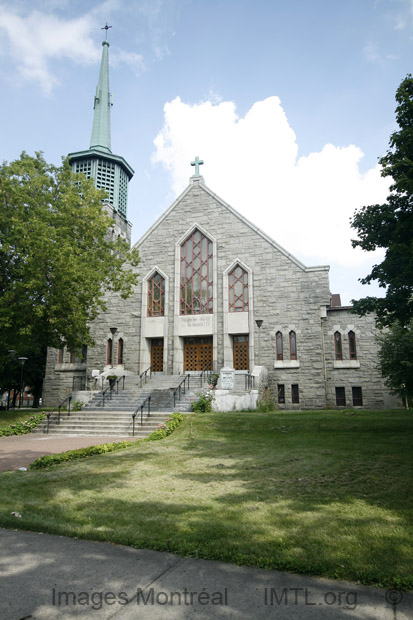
[334,331,343,360]
[147,272,165,317]
[106,338,113,366]
[117,338,124,365]
[289,331,297,360]
[276,332,283,360]
[348,331,357,360]
[180,228,213,315]
[228,264,248,312]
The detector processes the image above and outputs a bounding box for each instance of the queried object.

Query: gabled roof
[134,178,329,273]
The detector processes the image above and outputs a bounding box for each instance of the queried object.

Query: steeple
[68,25,134,225]
[90,40,112,153]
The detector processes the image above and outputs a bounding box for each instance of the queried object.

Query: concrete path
[0,435,135,472]
[0,529,412,619]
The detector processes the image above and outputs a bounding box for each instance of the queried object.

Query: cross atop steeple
[191,156,204,177]
[101,22,112,41]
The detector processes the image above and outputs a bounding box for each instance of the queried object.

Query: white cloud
[152,96,390,274]
[0,2,143,94]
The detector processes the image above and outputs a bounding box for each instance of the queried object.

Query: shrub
[0,413,46,437]
[147,413,184,441]
[192,391,214,413]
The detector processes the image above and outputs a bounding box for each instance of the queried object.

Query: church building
[42,32,398,411]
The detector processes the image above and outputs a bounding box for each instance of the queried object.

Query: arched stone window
[180,228,213,315]
[106,338,113,366]
[289,331,297,360]
[117,338,124,365]
[147,272,165,317]
[228,264,248,312]
[334,331,343,360]
[276,331,283,360]
[348,331,357,360]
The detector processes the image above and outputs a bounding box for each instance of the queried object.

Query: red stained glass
[228,265,248,312]
[148,272,165,317]
[180,229,213,314]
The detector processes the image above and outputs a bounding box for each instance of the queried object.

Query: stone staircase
[34,373,209,437]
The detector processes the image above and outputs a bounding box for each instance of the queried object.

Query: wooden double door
[184,336,213,372]
[151,338,164,372]
[233,335,249,370]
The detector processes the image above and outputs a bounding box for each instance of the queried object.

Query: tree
[350,74,413,328]
[0,152,140,404]
[377,320,413,408]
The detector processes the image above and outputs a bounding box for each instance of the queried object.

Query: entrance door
[233,335,249,370]
[184,336,213,371]
[151,338,164,372]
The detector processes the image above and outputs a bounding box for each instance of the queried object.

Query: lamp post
[255,320,263,366]
[7,350,15,410]
[109,327,117,368]
[17,356,28,408]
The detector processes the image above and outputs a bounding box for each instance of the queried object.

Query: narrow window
[352,386,363,406]
[180,228,213,315]
[117,338,124,365]
[147,272,165,317]
[335,387,346,406]
[277,384,285,404]
[334,332,342,360]
[291,384,299,404]
[276,331,283,360]
[289,331,297,360]
[107,338,113,366]
[348,331,357,360]
[58,348,64,364]
[81,345,87,362]
[228,264,248,312]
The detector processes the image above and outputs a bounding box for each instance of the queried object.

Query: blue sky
[1,0,412,303]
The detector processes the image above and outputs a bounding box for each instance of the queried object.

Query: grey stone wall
[43,179,400,409]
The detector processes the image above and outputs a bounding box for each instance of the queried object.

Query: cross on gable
[191,156,204,177]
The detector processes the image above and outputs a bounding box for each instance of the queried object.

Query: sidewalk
[0,434,135,472]
[0,529,412,619]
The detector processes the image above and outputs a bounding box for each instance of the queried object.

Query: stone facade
[43,176,399,409]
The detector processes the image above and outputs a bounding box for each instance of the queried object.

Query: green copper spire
[90,39,111,153]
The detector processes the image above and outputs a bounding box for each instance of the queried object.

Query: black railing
[173,374,190,408]
[200,368,212,386]
[99,375,126,406]
[140,366,152,388]
[132,396,151,436]
[46,394,72,434]
[245,373,254,390]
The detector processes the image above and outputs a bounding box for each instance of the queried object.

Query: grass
[0,409,43,427]
[0,409,412,589]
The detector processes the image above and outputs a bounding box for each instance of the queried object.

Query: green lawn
[0,408,43,427]
[0,410,412,589]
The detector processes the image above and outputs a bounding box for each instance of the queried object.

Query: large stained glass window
[180,229,213,315]
[147,272,165,317]
[228,265,248,312]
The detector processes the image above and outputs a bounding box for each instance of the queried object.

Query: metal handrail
[132,396,151,436]
[200,368,212,386]
[173,374,190,408]
[99,374,126,406]
[46,394,72,434]
[139,366,152,388]
[245,373,254,390]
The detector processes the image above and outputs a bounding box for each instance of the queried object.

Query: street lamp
[7,350,15,410]
[17,356,28,408]
[255,320,263,366]
[109,327,117,368]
